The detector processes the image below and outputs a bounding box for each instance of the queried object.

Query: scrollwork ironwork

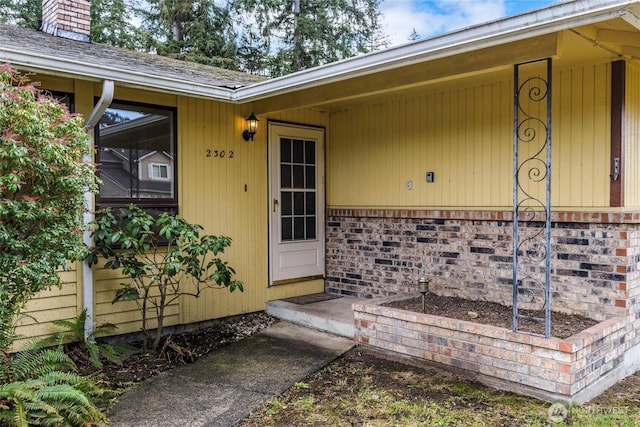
[513,59,552,337]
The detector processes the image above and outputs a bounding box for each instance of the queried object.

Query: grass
[238,348,640,427]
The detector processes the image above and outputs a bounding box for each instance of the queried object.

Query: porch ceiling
[251,33,559,114]
[254,15,640,115]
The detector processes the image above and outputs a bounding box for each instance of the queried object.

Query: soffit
[570,16,640,59]
[256,14,640,114]
[251,33,559,114]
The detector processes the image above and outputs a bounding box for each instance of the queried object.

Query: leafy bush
[87,205,243,350]
[0,64,97,333]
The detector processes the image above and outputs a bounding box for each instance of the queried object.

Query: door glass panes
[280,137,317,241]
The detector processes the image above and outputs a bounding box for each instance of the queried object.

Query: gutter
[81,80,114,340]
[1,50,235,102]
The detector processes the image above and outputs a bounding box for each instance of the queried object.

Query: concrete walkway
[106,296,358,426]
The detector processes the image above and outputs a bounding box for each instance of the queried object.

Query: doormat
[282,293,343,305]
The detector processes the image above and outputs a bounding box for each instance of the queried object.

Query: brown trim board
[610,60,625,207]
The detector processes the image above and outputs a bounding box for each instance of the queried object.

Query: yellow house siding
[328,61,611,210]
[328,72,513,209]
[92,260,182,335]
[14,269,80,347]
[18,75,332,338]
[554,62,610,209]
[177,98,330,326]
[178,98,252,324]
[626,62,640,207]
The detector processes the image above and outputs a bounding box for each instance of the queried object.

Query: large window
[96,101,177,211]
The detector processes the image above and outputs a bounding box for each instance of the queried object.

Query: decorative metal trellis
[512,58,552,338]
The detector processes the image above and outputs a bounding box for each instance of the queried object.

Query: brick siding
[327,209,640,322]
[353,295,629,400]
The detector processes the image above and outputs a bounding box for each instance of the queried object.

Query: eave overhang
[0,48,235,101]
[1,0,638,105]
[235,0,640,105]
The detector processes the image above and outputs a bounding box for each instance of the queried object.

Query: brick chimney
[40,0,91,42]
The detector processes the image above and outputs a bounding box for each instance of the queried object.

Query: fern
[0,336,113,427]
[8,341,76,382]
[51,309,123,369]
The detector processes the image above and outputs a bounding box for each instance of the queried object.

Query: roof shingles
[0,24,265,90]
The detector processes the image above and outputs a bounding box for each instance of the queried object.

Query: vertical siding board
[412,96,420,206]
[502,79,513,204]
[570,66,583,207]
[182,97,196,323]
[203,97,217,320]
[443,90,454,205]
[422,93,432,205]
[626,63,640,207]
[581,65,593,205]
[387,100,394,206]
[593,63,609,206]
[418,94,428,206]
[556,68,571,208]
[478,84,489,206]
[399,97,408,206]
[492,81,506,206]
[433,91,444,205]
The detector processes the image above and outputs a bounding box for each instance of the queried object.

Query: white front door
[268,123,325,285]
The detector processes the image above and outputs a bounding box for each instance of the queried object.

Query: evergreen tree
[2,0,386,76]
[91,0,145,49]
[0,0,40,28]
[141,0,238,68]
[233,0,386,77]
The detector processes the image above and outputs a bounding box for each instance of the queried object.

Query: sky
[380,0,559,46]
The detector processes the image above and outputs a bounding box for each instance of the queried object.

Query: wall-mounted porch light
[242,112,259,141]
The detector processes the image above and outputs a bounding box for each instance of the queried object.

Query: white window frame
[148,163,171,181]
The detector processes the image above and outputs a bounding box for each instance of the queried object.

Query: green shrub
[0,64,97,334]
[0,64,102,426]
[88,205,243,350]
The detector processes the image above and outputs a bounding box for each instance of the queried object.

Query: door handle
[273,198,279,212]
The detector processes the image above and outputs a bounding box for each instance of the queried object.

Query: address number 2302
[206,149,234,159]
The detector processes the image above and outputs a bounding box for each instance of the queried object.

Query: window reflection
[96,102,176,209]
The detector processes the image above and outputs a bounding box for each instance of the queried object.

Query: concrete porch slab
[266,294,366,338]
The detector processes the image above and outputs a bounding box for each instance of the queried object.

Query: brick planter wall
[353,294,630,403]
[327,209,640,322]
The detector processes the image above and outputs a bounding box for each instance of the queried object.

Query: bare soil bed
[384,293,599,338]
[70,300,639,425]
[72,312,280,388]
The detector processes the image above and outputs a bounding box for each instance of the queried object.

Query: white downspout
[82,80,114,340]
[84,80,114,129]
